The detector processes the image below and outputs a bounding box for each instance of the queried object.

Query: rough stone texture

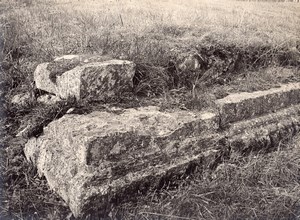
[24,106,218,217]
[37,94,61,105]
[34,55,135,101]
[226,104,300,153]
[178,54,203,71]
[24,83,300,217]
[11,92,31,106]
[216,82,300,126]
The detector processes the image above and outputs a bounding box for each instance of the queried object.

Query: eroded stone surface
[216,82,300,126]
[11,92,31,106]
[37,94,61,105]
[24,106,218,217]
[24,82,300,217]
[226,104,300,153]
[34,55,135,101]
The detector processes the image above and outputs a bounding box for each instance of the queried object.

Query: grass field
[1,0,299,96]
[0,0,300,219]
[1,0,299,65]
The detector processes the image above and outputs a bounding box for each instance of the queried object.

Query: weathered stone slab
[34,55,135,101]
[216,83,300,126]
[24,106,218,217]
[226,104,300,153]
[24,82,300,217]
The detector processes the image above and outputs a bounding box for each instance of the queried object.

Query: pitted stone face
[34,55,136,101]
[23,83,300,217]
[24,106,218,217]
[216,82,300,126]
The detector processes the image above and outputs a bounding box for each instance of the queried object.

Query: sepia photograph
[0,0,299,219]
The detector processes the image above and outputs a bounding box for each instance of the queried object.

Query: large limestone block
[34,55,136,101]
[24,106,218,217]
[216,82,300,126]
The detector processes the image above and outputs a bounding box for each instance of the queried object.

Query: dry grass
[2,126,299,219]
[117,135,300,220]
[1,0,299,97]
[1,0,299,63]
[1,0,300,219]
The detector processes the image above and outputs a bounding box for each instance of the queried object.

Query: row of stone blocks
[24,73,300,217]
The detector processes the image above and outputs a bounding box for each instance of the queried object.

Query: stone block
[216,82,300,126]
[24,106,218,217]
[34,55,135,101]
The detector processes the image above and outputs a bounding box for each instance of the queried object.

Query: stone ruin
[23,54,300,217]
[34,54,136,102]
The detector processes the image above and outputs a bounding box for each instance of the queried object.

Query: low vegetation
[0,0,300,219]
[118,136,300,220]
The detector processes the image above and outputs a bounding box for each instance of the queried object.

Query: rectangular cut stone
[24,107,219,217]
[24,83,300,218]
[216,82,300,126]
[34,58,135,101]
[226,104,300,153]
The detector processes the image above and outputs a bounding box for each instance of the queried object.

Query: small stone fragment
[11,92,31,107]
[37,94,61,105]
